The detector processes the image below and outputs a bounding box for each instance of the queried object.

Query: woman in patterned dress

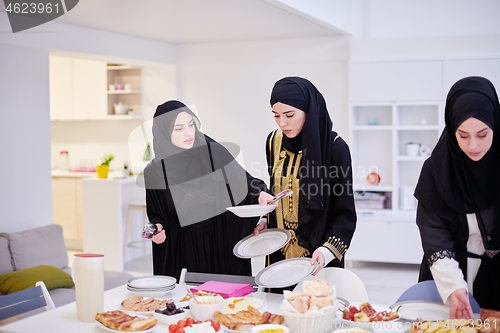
[254,77,357,286]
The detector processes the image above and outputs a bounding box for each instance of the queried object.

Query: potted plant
[96,154,115,178]
[123,162,130,177]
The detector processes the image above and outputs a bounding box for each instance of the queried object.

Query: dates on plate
[155,301,186,316]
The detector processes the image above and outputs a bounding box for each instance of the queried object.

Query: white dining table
[0,284,407,333]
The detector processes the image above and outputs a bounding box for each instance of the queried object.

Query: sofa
[0,224,134,319]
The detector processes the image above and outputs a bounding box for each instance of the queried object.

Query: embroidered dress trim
[322,236,347,261]
[428,250,455,266]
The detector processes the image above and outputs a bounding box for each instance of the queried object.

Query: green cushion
[0,265,74,294]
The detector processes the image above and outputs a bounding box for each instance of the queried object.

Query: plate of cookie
[120,296,172,315]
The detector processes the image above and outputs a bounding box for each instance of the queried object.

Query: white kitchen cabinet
[106,64,143,118]
[52,176,84,250]
[49,55,73,120]
[350,102,443,212]
[347,102,442,264]
[72,58,107,120]
[50,56,128,120]
[349,61,443,102]
[347,212,423,264]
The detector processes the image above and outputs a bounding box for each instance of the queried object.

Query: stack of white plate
[127,276,176,297]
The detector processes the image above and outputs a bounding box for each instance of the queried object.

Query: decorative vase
[96,165,109,178]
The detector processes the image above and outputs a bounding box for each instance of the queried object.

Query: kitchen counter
[81,175,146,271]
[52,169,133,179]
[52,170,96,178]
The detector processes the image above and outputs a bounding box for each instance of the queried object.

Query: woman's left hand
[258,191,275,206]
[311,249,325,276]
[449,288,473,319]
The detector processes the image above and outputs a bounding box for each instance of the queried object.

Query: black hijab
[415,76,500,250]
[270,76,334,212]
[150,100,212,186]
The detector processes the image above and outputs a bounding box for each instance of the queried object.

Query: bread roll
[310,295,334,309]
[302,280,333,297]
[289,296,310,313]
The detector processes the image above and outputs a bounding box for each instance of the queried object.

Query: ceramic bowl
[189,295,225,321]
[153,310,187,326]
[251,324,290,333]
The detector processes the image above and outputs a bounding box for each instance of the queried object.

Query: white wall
[178,36,350,184]
[0,44,53,232]
[274,0,500,40]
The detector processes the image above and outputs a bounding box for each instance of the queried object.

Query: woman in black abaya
[415,76,500,316]
[143,100,273,281]
[254,77,357,280]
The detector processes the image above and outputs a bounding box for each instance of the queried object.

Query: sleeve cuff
[429,257,468,306]
[318,246,335,265]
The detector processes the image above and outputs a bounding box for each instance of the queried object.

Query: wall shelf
[106,65,140,70]
[107,90,142,95]
[352,126,393,131]
[349,102,444,212]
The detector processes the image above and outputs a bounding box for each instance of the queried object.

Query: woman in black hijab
[255,77,356,280]
[415,76,500,316]
[143,100,273,281]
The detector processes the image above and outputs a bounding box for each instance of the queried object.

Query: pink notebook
[190,281,254,299]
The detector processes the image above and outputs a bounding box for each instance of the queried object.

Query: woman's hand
[151,223,166,244]
[311,249,325,276]
[258,191,275,206]
[253,220,268,236]
[449,288,473,319]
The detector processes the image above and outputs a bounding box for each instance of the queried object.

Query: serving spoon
[255,190,293,227]
[183,282,200,305]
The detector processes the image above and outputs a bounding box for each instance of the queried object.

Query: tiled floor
[120,253,421,305]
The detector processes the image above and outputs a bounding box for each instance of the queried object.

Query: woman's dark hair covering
[150,100,211,186]
[144,100,243,191]
[270,76,334,211]
[414,76,500,250]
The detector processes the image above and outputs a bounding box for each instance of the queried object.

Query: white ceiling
[53,0,342,44]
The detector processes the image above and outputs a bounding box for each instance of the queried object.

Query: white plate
[118,303,155,316]
[226,204,277,218]
[126,288,172,298]
[397,301,450,322]
[255,258,318,288]
[221,325,246,333]
[233,229,291,258]
[336,305,399,329]
[128,276,176,289]
[95,314,156,332]
[127,285,175,292]
[222,297,263,314]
